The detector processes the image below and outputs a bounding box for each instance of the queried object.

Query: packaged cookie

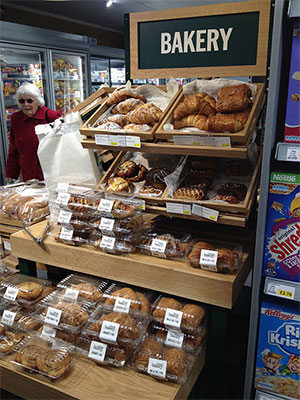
[185,238,243,274]
[77,335,133,367]
[98,282,158,317]
[0,300,40,332]
[0,325,25,357]
[82,309,149,347]
[57,273,109,306]
[131,335,195,384]
[0,274,55,309]
[151,295,207,334]
[12,335,74,381]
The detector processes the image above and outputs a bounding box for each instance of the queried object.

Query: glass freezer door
[51,52,87,115]
[91,57,109,93]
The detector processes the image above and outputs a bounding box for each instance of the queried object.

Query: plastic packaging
[131,334,195,384]
[38,324,80,345]
[51,223,90,247]
[0,325,25,357]
[0,264,18,283]
[0,300,40,331]
[90,233,137,255]
[185,238,243,274]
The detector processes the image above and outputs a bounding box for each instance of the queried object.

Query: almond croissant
[107,114,128,127]
[173,114,207,130]
[173,93,216,120]
[106,89,146,105]
[206,110,250,133]
[111,98,145,114]
[127,103,163,125]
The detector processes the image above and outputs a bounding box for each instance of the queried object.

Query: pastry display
[106,89,146,106]
[102,286,152,315]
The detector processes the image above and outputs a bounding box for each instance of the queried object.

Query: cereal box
[263,172,300,282]
[255,300,300,399]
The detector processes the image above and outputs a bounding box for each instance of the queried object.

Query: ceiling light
[106,0,113,7]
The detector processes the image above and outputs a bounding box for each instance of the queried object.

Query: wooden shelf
[0,351,205,400]
[11,220,252,309]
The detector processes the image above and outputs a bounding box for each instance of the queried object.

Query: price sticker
[56,182,69,193]
[0,236,2,245]
[3,241,11,252]
[147,358,167,378]
[150,238,167,254]
[266,282,295,300]
[164,308,183,329]
[58,209,72,224]
[126,136,141,148]
[45,307,62,326]
[200,249,218,271]
[139,200,146,211]
[108,135,126,147]
[100,236,116,250]
[166,202,191,215]
[41,325,56,338]
[100,217,115,232]
[59,226,74,241]
[98,199,114,213]
[113,297,131,313]
[286,147,300,162]
[95,134,109,146]
[56,192,70,206]
[64,288,79,301]
[166,330,184,349]
[1,310,16,326]
[4,286,18,301]
[192,204,219,222]
[99,320,120,342]
[88,341,107,363]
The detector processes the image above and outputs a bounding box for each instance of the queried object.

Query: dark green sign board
[138,12,259,69]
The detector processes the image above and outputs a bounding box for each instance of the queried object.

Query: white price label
[164,308,183,329]
[88,341,107,363]
[3,241,11,251]
[1,310,16,326]
[100,217,115,232]
[58,209,72,224]
[56,192,71,206]
[126,136,141,148]
[56,182,69,193]
[113,297,131,313]
[4,286,18,301]
[139,200,146,211]
[266,282,295,300]
[95,134,109,146]
[192,204,219,222]
[286,147,300,162]
[100,236,116,250]
[150,238,167,254]
[200,249,218,271]
[166,330,184,349]
[99,320,120,342]
[41,325,56,338]
[147,358,167,378]
[98,199,114,213]
[45,307,62,326]
[173,135,231,147]
[59,226,74,241]
[108,135,126,147]
[0,236,2,245]
[64,288,79,301]
[166,202,191,215]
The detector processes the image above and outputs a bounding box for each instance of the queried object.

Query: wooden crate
[80,85,182,142]
[155,83,265,145]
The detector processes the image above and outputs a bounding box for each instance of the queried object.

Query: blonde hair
[15,82,45,107]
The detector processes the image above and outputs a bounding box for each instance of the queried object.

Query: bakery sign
[129,0,271,78]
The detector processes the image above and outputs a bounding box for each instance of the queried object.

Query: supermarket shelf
[275,142,300,162]
[10,220,253,309]
[0,351,206,400]
[264,277,300,302]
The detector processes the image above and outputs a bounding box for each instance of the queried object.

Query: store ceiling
[4,0,241,33]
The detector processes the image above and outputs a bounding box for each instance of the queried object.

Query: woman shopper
[5,82,61,182]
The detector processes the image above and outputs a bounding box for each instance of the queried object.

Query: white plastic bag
[36,112,101,187]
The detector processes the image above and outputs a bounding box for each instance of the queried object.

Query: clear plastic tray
[0,300,41,332]
[185,238,243,274]
[151,295,208,334]
[0,325,25,357]
[91,214,145,237]
[131,334,195,384]
[90,233,137,255]
[0,264,18,284]
[12,335,74,380]
[82,309,149,347]
[0,274,55,309]
[38,324,80,345]
[97,195,144,219]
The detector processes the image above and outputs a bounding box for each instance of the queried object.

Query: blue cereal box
[263,172,300,282]
[255,300,300,399]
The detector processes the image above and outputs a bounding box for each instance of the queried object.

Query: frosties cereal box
[255,300,300,399]
[263,172,300,282]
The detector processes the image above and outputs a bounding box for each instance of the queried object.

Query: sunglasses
[19,98,34,104]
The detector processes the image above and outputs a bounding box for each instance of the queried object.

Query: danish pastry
[173,93,216,120]
[36,348,71,379]
[145,168,170,190]
[216,84,252,113]
[106,89,146,106]
[117,161,139,178]
[174,186,206,201]
[217,182,247,201]
[0,331,24,353]
[17,282,43,300]
[210,195,239,204]
[106,177,134,193]
[15,344,46,369]
[111,200,136,219]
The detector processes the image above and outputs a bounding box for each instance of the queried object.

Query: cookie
[17,282,43,300]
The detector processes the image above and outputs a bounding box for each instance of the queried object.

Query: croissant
[127,103,163,124]
[173,114,207,130]
[111,98,145,114]
[107,114,128,127]
[206,110,250,133]
[106,89,146,105]
[216,84,252,113]
[173,93,216,120]
[123,123,151,131]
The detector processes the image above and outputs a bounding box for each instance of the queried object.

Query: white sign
[100,217,115,232]
[139,200,146,211]
[1,310,16,326]
[192,204,219,222]
[164,308,183,329]
[56,182,69,193]
[126,136,141,148]
[286,147,300,162]
[100,236,116,250]
[56,192,71,206]
[99,320,120,342]
[166,202,192,215]
[64,288,79,301]
[3,240,11,252]
[59,226,74,241]
[88,340,107,363]
[98,199,114,213]
[113,297,131,313]
[94,134,141,148]
[41,325,56,338]
[3,286,18,301]
[166,330,184,348]
[147,358,167,378]
[150,238,167,254]
[200,249,218,271]
[173,135,231,147]
[58,209,72,224]
[45,307,62,326]
[95,134,109,146]
[108,135,126,147]
[266,282,296,300]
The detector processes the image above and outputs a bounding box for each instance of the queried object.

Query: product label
[95,134,109,146]
[200,249,218,271]
[56,192,70,206]
[100,236,116,250]
[64,288,79,301]
[192,204,219,221]
[166,329,184,348]
[3,241,11,251]
[126,136,141,148]
[173,135,231,147]
[286,147,300,162]
[1,310,16,326]
[100,217,115,232]
[88,341,107,363]
[56,182,69,193]
[3,286,18,301]
[98,199,114,213]
[58,209,72,224]
[164,308,183,329]
[45,307,62,326]
[147,358,167,378]
[59,226,74,241]
[150,238,167,254]
[113,297,131,314]
[99,320,120,342]
[266,282,295,300]
[41,325,56,338]
[108,135,126,147]
[166,202,191,215]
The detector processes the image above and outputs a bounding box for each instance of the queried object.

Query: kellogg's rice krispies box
[255,300,300,399]
[263,172,300,282]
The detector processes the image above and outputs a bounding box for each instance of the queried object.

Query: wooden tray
[79,85,182,141]
[155,83,265,145]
